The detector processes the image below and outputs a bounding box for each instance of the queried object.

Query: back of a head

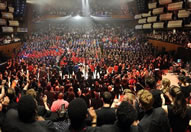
[18,95,37,123]
[162,78,171,88]
[181,71,186,76]
[117,101,137,130]
[58,92,64,99]
[68,87,74,93]
[102,91,112,104]
[150,89,162,108]
[7,88,16,102]
[137,89,153,111]
[170,86,183,98]
[122,89,132,95]
[68,98,88,130]
[123,92,136,106]
[67,92,75,102]
[26,89,37,99]
[178,75,186,84]
[169,85,187,117]
[145,76,156,89]
[162,78,171,93]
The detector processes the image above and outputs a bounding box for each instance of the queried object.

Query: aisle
[80,66,181,87]
[162,72,179,86]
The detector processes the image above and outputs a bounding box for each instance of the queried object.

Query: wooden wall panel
[0,42,22,58]
[148,39,183,51]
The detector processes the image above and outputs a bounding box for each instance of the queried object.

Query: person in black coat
[137,90,170,132]
[65,98,98,132]
[2,95,57,132]
[100,101,140,132]
[96,92,116,126]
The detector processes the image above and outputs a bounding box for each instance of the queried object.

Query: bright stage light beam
[74,15,82,20]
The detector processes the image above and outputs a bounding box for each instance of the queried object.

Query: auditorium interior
[0,0,191,132]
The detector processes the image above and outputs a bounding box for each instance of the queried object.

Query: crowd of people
[32,0,133,20]
[0,35,21,45]
[0,21,191,132]
[32,7,113,19]
[147,30,191,46]
[32,7,82,19]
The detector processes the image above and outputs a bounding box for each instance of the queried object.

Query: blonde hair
[123,93,136,105]
[137,89,153,110]
[122,89,133,95]
[162,78,171,93]
[26,89,37,99]
[8,88,15,95]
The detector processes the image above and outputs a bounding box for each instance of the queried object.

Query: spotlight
[173,29,176,34]
[74,15,82,20]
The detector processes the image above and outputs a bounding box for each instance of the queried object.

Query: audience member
[96,92,116,126]
[2,95,57,132]
[100,101,140,132]
[137,89,170,132]
[162,86,191,132]
[51,93,69,112]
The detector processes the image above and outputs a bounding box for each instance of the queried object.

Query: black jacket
[2,109,58,132]
[138,108,170,132]
[96,107,116,126]
[100,123,141,132]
